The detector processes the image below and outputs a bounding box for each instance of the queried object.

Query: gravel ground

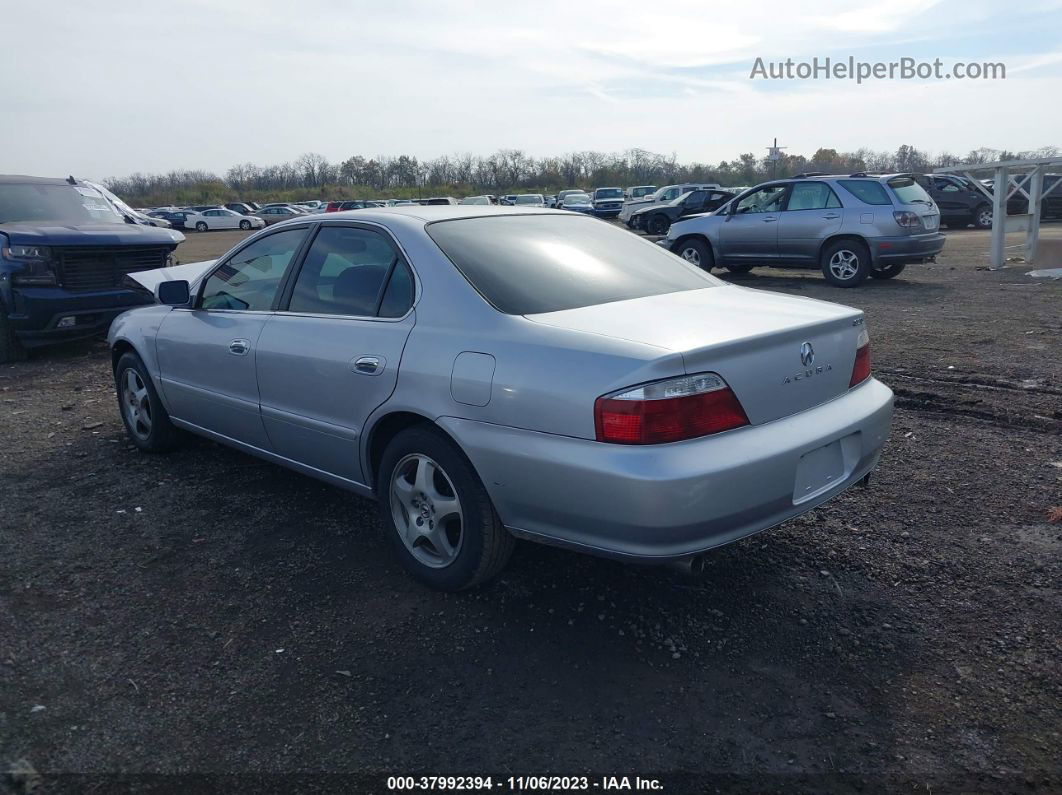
[1,225,1060,794]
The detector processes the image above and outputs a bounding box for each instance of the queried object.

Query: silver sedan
[108,207,893,590]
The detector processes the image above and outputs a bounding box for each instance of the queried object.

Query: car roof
[273,205,570,228]
[0,174,79,186]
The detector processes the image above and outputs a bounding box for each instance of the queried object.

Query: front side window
[427,214,717,315]
[200,228,307,311]
[786,182,842,211]
[734,185,788,214]
[287,226,411,317]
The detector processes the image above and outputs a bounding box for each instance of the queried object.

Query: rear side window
[887,177,933,205]
[837,180,891,205]
[427,215,717,315]
[287,226,411,318]
[786,182,842,211]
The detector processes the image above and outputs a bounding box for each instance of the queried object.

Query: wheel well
[111,340,136,374]
[672,234,714,258]
[366,411,436,492]
[818,234,869,261]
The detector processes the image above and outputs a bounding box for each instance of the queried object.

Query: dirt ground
[1,224,1060,793]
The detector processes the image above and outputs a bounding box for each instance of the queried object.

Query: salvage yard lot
[1,225,1060,791]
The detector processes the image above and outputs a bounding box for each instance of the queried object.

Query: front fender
[108,305,173,408]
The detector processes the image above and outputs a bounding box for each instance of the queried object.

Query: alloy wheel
[390,453,464,568]
[828,249,860,281]
[122,368,152,440]
[679,246,701,267]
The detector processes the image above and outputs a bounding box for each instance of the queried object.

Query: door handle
[822,213,840,219]
[228,339,250,356]
[353,355,385,375]
[762,216,777,223]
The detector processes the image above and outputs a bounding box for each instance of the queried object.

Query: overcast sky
[2,0,1060,180]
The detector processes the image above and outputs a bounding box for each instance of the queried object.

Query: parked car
[626,185,657,200]
[660,174,944,287]
[513,194,546,207]
[184,208,266,232]
[459,196,492,205]
[0,174,184,361]
[421,197,459,206]
[254,206,306,225]
[560,193,594,213]
[184,205,222,213]
[555,189,586,207]
[914,174,994,229]
[544,195,557,208]
[618,183,722,225]
[109,206,892,590]
[499,195,519,206]
[150,210,195,230]
[590,187,625,218]
[1006,173,1062,219]
[224,202,256,215]
[631,189,736,235]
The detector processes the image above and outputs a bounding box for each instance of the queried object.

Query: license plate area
[793,433,860,504]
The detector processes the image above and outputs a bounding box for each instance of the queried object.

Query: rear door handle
[228,339,250,356]
[353,355,385,375]
[762,216,777,223]
[822,213,840,219]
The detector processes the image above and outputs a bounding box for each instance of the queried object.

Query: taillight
[850,328,871,387]
[594,373,749,444]
[893,210,923,229]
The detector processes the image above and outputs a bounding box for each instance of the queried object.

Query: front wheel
[674,238,714,271]
[646,214,671,236]
[974,205,993,229]
[821,240,870,287]
[239,219,251,230]
[115,352,182,452]
[195,222,208,232]
[870,263,906,280]
[378,426,514,591]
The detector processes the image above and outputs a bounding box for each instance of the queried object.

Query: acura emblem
[800,342,815,367]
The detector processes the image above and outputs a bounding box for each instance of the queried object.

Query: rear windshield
[0,183,126,224]
[837,180,891,206]
[887,177,932,205]
[427,215,717,315]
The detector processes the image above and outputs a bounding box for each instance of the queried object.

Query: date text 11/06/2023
[386,776,665,791]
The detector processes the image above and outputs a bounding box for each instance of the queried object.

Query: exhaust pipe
[668,555,706,576]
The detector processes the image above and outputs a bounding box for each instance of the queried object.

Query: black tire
[973,204,993,229]
[646,214,671,236]
[870,263,906,280]
[820,239,870,287]
[0,309,27,364]
[627,215,641,230]
[378,425,514,591]
[725,263,755,274]
[114,352,182,452]
[195,222,208,232]
[239,220,251,230]
[672,237,714,271]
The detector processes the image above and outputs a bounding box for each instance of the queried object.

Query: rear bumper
[871,233,946,264]
[5,285,152,347]
[439,378,894,562]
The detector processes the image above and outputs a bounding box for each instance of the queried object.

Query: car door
[718,184,789,263]
[776,181,844,263]
[202,209,222,229]
[155,226,311,449]
[255,223,417,485]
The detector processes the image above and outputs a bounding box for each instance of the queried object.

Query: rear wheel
[195,221,208,232]
[674,238,713,271]
[870,263,906,280]
[821,239,870,287]
[239,219,251,230]
[974,204,993,229]
[378,426,514,591]
[115,352,182,452]
[646,214,671,236]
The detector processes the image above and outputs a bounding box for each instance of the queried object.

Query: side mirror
[156,280,190,305]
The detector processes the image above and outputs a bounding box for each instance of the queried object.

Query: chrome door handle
[353,355,384,375]
[762,216,777,222]
[228,339,250,356]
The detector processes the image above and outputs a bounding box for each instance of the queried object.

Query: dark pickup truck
[0,175,185,362]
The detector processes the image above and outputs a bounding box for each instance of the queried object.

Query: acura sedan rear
[109,207,892,590]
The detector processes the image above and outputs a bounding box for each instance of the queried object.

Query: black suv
[0,175,184,362]
[915,174,994,229]
[631,189,735,235]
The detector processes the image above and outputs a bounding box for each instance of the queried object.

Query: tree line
[104,145,1060,206]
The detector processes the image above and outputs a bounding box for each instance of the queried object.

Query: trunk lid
[525,285,864,425]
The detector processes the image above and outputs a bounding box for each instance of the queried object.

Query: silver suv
[658,173,945,287]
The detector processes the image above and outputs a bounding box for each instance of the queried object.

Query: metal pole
[1025,165,1044,265]
[990,166,1006,269]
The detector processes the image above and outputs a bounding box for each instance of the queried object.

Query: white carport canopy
[933,156,1062,270]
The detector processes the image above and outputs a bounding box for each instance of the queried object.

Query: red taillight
[594,373,749,444]
[850,329,871,387]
